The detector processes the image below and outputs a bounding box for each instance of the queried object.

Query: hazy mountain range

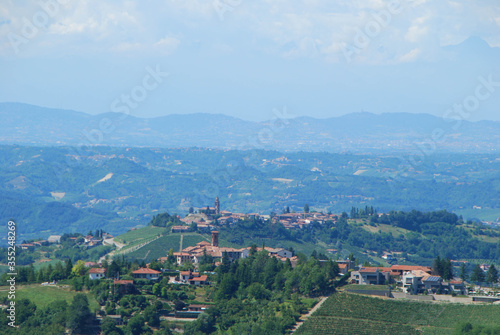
[1,102,499,153]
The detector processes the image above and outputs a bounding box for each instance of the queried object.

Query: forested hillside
[0,145,499,242]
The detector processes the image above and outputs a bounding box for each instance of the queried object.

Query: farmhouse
[188,275,209,286]
[89,268,106,280]
[132,268,161,280]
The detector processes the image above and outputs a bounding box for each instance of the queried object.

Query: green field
[295,293,500,335]
[125,233,208,262]
[0,284,100,311]
[455,208,500,222]
[361,223,413,238]
[114,225,167,245]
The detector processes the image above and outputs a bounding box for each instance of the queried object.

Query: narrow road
[99,238,125,263]
[291,296,329,333]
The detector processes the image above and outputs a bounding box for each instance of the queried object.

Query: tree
[442,258,453,281]
[65,259,73,278]
[66,294,93,333]
[127,315,146,335]
[486,264,498,284]
[433,256,443,276]
[188,206,194,214]
[71,260,86,277]
[459,263,468,282]
[189,222,197,232]
[304,204,310,213]
[16,298,36,324]
[470,264,485,283]
[143,305,160,327]
[101,317,124,335]
[108,260,120,279]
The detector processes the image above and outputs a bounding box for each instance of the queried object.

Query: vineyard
[295,293,500,335]
[124,233,208,261]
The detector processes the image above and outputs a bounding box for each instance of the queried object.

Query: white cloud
[399,48,421,62]
[154,36,181,55]
[0,0,499,63]
[405,14,431,43]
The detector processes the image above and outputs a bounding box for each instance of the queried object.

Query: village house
[188,275,209,286]
[390,265,432,279]
[173,252,193,266]
[350,267,390,285]
[402,270,442,294]
[180,270,200,282]
[132,268,161,280]
[89,268,106,280]
[171,225,191,233]
[449,280,467,295]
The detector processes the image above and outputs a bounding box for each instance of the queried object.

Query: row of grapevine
[296,292,500,334]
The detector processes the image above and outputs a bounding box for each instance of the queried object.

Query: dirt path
[99,238,125,263]
[291,296,329,333]
[99,236,160,263]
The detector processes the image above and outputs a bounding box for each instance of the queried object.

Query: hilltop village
[171,196,341,233]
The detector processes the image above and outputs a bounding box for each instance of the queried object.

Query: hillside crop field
[295,293,500,335]
[0,284,100,311]
[124,233,208,262]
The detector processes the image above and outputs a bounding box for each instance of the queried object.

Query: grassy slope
[296,293,500,335]
[114,225,166,245]
[0,284,100,311]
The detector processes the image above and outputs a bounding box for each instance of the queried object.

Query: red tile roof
[89,268,106,274]
[132,268,161,274]
[390,265,432,272]
[114,280,133,285]
[188,275,208,282]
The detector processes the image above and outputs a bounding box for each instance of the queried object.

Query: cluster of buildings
[272,212,338,229]
[350,265,467,295]
[170,197,338,233]
[166,231,297,267]
[172,197,499,236]
[88,266,162,281]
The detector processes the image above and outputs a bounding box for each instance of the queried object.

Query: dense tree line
[301,210,500,264]
[149,212,183,227]
[184,250,341,334]
[0,294,94,335]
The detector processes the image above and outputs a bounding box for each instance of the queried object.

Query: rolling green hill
[1,145,499,245]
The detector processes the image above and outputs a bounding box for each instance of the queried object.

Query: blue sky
[1,0,499,121]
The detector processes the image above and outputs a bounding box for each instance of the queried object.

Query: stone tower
[215,196,220,215]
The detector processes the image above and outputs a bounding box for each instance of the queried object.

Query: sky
[0,0,500,121]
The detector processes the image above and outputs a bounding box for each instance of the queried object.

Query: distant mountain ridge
[1,102,499,152]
